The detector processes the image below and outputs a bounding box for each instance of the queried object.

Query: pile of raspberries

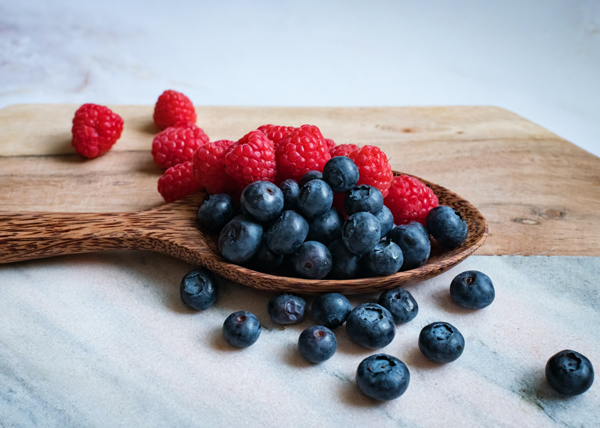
[70,90,439,225]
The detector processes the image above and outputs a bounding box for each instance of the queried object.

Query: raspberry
[384,175,439,225]
[223,130,277,191]
[192,140,236,195]
[151,125,209,169]
[157,161,202,203]
[324,138,336,152]
[348,145,393,198]
[330,143,360,158]
[71,104,124,158]
[276,124,331,182]
[257,124,295,149]
[153,90,197,130]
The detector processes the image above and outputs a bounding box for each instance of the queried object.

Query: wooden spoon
[0,173,487,294]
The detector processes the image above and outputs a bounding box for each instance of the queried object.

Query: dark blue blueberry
[297,179,333,220]
[388,223,431,270]
[356,354,410,401]
[298,325,337,363]
[240,181,284,223]
[450,270,495,309]
[419,322,465,363]
[218,215,263,264]
[311,293,352,329]
[322,156,359,192]
[180,268,218,310]
[299,170,323,187]
[246,241,284,273]
[426,205,468,249]
[279,179,300,210]
[307,208,343,245]
[222,311,261,348]
[196,193,235,233]
[265,210,309,255]
[378,288,418,324]
[375,206,394,238]
[366,241,403,276]
[546,350,594,396]
[290,241,332,279]
[327,239,363,279]
[267,294,306,325]
[342,212,381,255]
[346,303,396,349]
[344,185,384,215]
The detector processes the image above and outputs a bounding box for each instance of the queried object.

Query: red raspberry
[71,104,124,158]
[157,161,202,203]
[151,125,209,169]
[257,124,295,149]
[348,145,393,198]
[153,90,197,130]
[384,175,439,225]
[330,143,360,158]
[324,138,336,152]
[223,130,277,190]
[192,140,236,194]
[276,124,331,182]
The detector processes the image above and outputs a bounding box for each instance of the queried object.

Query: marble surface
[1,253,598,427]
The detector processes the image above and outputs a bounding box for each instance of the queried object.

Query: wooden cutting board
[1,104,599,256]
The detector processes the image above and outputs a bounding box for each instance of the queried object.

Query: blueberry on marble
[218,215,263,264]
[356,354,410,401]
[196,193,235,233]
[298,325,337,363]
[346,303,396,349]
[268,293,306,325]
[246,241,284,273]
[387,222,431,270]
[311,292,352,329]
[307,208,343,245]
[545,350,594,396]
[378,288,419,324]
[375,206,394,238]
[290,241,332,279]
[450,270,495,309]
[344,185,384,215]
[342,212,381,255]
[419,322,465,363]
[180,268,218,310]
[240,181,284,223]
[222,311,261,348]
[279,179,300,210]
[322,156,359,192]
[365,241,404,276]
[299,170,323,187]
[297,179,334,220]
[426,205,468,249]
[327,239,363,279]
[265,210,309,255]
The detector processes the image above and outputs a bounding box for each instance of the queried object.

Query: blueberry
[299,170,323,187]
[279,179,300,210]
[426,205,468,249]
[297,179,333,220]
[179,268,218,310]
[356,354,410,401]
[419,322,465,363]
[290,241,332,279]
[298,325,337,363]
[344,185,384,215]
[342,212,381,255]
[545,350,594,396]
[218,215,263,264]
[388,222,431,270]
[375,206,394,238]
[450,270,495,309]
[366,241,403,276]
[265,210,309,254]
[222,311,261,348]
[311,293,352,329]
[268,293,306,324]
[246,241,284,273]
[327,239,363,279]
[378,288,418,324]
[307,208,343,245]
[196,193,235,233]
[322,156,359,192]
[346,303,396,349]
[240,181,284,223]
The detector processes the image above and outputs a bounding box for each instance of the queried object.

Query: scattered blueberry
[299,170,323,187]
[375,206,394,238]
[297,179,334,220]
[290,241,332,279]
[327,239,363,279]
[387,222,431,270]
[366,241,403,276]
[246,241,284,273]
[344,185,384,215]
[450,270,495,309]
[218,215,263,264]
[268,294,306,324]
[419,322,465,363]
[298,325,337,363]
[378,288,419,324]
[279,179,300,210]
[240,181,284,223]
[346,303,396,349]
[311,293,352,329]
[222,311,261,348]
[307,208,343,245]
[196,193,235,233]
[180,268,218,310]
[265,210,309,255]
[426,205,468,249]
[356,354,410,401]
[342,212,381,255]
[322,156,359,192]
[545,350,594,396]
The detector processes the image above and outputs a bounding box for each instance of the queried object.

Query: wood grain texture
[1,104,599,256]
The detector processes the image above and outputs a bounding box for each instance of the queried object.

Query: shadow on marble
[431,288,480,316]
[402,346,449,370]
[283,342,312,368]
[338,379,387,408]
